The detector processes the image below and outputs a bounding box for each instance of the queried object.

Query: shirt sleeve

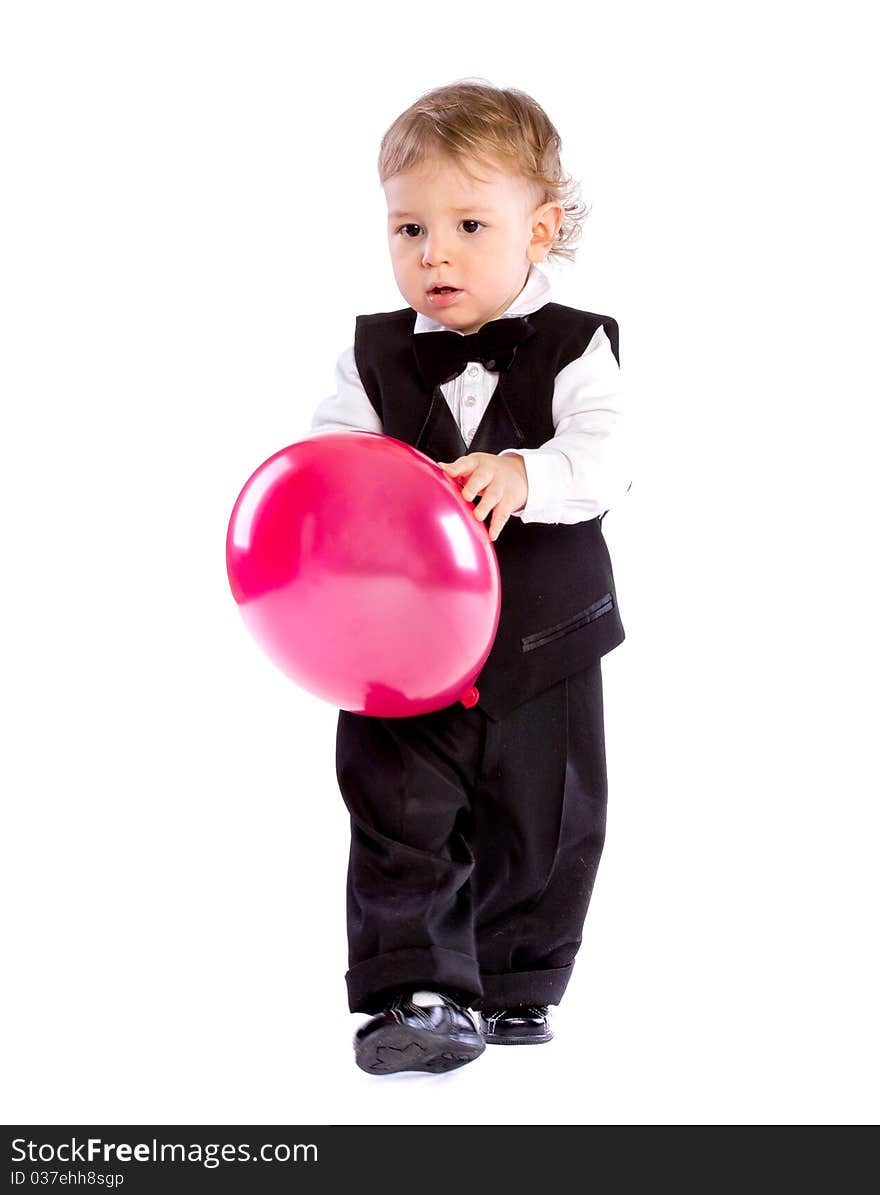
[309,344,384,435]
[498,323,632,523]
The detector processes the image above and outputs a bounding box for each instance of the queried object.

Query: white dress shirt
[309,263,631,523]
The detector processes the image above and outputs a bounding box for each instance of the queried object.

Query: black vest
[353,301,625,721]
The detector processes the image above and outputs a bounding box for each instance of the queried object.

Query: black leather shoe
[354,991,485,1075]
[477,1005,553,1045]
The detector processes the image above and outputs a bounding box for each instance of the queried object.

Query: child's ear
[528,201,564,260]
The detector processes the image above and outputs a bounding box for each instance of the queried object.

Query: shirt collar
[413,262,552,336]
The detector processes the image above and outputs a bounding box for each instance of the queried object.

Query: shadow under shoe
[478,1005,554,1045]
[354,992,486,1075]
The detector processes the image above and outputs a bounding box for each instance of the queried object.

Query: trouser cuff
[474,963,574,1010]
[346,946,483,1014]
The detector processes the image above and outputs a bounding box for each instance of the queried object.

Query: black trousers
[335,662,608,1014]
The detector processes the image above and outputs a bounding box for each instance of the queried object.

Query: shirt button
[464,395,476,407]
[467,365,479,377]
[466,427,476,440]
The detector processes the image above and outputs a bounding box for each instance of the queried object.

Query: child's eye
[399,224,422,238]
[460,220,483,234]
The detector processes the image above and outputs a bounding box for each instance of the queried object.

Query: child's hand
[436,453,528,542]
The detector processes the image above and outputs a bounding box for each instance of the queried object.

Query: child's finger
[488,512,508,541]
[487,500,512,540]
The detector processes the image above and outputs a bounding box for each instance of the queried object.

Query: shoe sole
[482,1030,554,1045]
[354,1023,486,1075]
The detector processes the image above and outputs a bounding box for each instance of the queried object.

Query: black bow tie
[412,314,535,389]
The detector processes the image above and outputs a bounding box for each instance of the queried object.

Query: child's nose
[421,235,452,268]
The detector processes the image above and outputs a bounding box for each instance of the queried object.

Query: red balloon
[226,431,501,716]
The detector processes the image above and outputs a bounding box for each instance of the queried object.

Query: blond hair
[378,78,589,265]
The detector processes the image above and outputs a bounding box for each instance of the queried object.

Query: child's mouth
[428,287,462,306]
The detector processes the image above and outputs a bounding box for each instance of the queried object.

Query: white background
[2,0,878,1126]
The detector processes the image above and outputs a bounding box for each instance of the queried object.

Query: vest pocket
[520,593,614,653]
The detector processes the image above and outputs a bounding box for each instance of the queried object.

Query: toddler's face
[383,155,561,335]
